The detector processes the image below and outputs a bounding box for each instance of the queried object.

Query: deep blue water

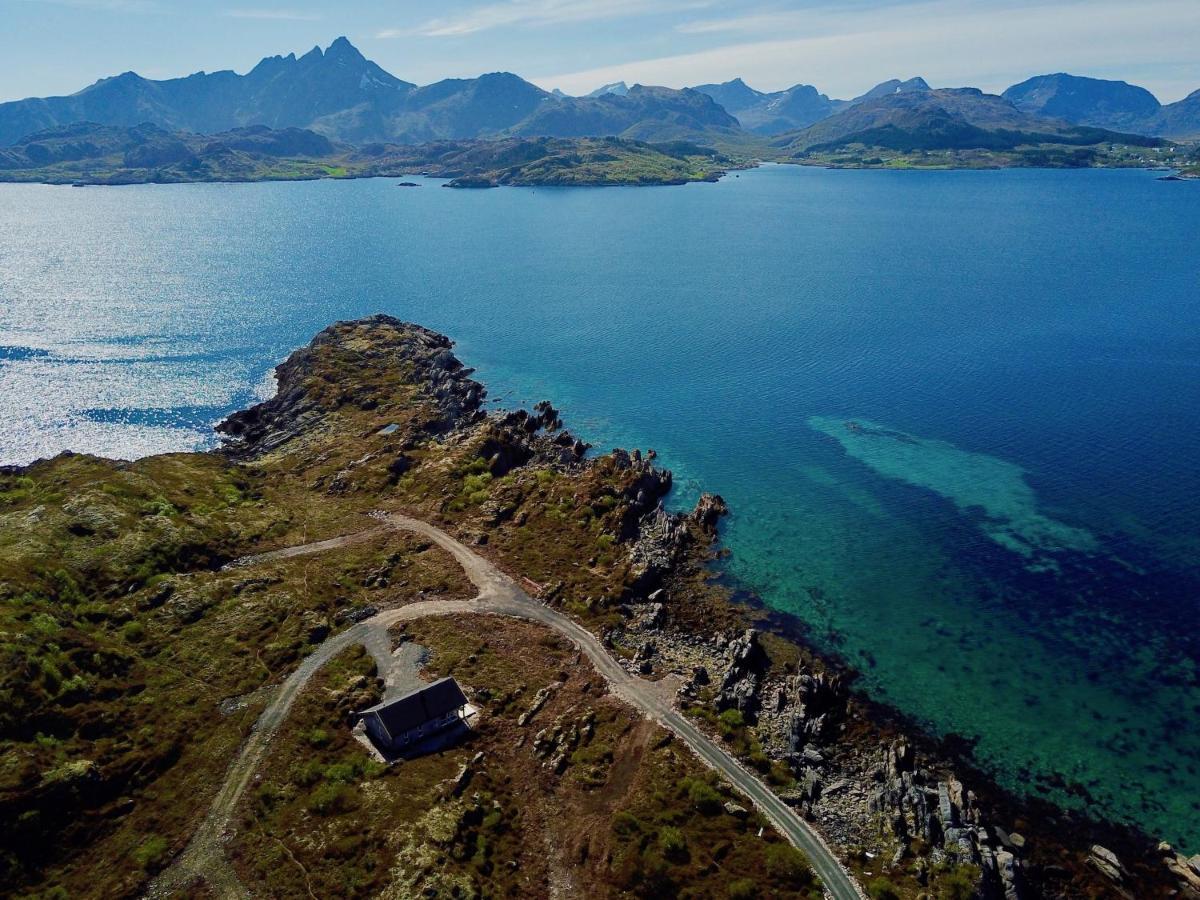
[1,166,1198,848]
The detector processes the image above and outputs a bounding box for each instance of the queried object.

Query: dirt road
[150,513,864,900]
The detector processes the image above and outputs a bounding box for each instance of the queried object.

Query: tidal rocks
[1088,844,1126,883]
[628,503,688,588]
[1160,844,1200,897]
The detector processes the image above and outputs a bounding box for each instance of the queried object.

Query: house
[355,677,470,753]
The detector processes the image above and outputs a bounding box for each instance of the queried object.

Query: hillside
[1003,73,1161,131]
[0,123,732,187]
[507,85,741,143]
[377,137,732,187]
[0,122,352,183]
[1004,73,1200,139]
[772,88,1168,167]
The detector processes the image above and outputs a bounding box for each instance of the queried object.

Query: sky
[3,0,1199,103]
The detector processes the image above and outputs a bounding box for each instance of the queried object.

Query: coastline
[3,315,1195,898]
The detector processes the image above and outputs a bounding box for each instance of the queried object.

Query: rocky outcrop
[860,741,1027,899]
[218,315,485,459]
[715,629,767,719]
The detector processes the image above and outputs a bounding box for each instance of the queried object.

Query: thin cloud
[223,8,322,21]
[385,0,712,39]
[541,0,1200,101]
[13,0,160,11]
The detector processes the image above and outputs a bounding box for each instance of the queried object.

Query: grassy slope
[0,133,732,187]
[230,616,820,898]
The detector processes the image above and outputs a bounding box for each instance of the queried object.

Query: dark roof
[361,677,468,741]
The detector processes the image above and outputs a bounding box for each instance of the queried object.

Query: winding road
[149,513,864,900]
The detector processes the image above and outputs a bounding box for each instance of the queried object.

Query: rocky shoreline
[219,315,1197,899]
[7,315,1193,898]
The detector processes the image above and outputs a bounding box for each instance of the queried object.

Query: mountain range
[772,87,1160,156]
[0,38,735,148]
[0,38,1196,154]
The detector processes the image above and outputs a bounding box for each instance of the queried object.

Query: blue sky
[4,0,1199,103]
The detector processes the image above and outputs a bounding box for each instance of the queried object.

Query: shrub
[132,834,168,870]
[121,621,146,643]
[728,878,758,900]
[324,761,359,783]
[937,864,981,900]
[867,877,901,900]
[306,782,353,816]
[304,728,330,748]
[612,811,642,836]
[684,777,723,815]
[766,842,814,885]
[717,708,744,737]
[658,826,687,861]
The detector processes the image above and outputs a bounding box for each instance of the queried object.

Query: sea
[1,165,1197,849]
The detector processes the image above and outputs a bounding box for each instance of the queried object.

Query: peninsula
[1,318,1195,899]
[0,124,732,187]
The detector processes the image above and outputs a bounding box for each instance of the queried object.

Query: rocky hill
[0,123,731,187]
[1004,73,1200,139]
[508,85,740,143]
[772,87,1165,165]
[692,78,843,135]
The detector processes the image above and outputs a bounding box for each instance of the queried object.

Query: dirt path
[222,527,387,570]
[150,513,864,900]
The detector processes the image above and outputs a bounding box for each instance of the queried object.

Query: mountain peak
[854,77,931,103]
[325,36,364,61]
[586,81,629,98]
[1002,73,1161,129]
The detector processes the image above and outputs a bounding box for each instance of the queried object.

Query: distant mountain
[508,85,741,142]
[1003,74,1161,131]
[384,72,552,143]
[585,81,629,98]
[4,43,1191,150]
[774,87,1161,155]
[852,77,931,103]
[0,40,737,147]
[1152,89,1200,140]
[1003,73,1200,139]
[692,77,935,135]
[740,84,844,133]
[691,78,767,115]
[0,37,415,146]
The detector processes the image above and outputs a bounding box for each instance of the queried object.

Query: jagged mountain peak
[586,81,629,98]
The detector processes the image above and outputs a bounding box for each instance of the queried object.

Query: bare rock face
[714,628,768,719]
[863,738,1027,899]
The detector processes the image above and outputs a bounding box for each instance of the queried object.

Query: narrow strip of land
[151,513,864,900]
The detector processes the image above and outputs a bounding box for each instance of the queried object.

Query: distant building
[355,677,470,752]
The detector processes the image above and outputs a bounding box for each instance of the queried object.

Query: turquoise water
[1,166,1198,848]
